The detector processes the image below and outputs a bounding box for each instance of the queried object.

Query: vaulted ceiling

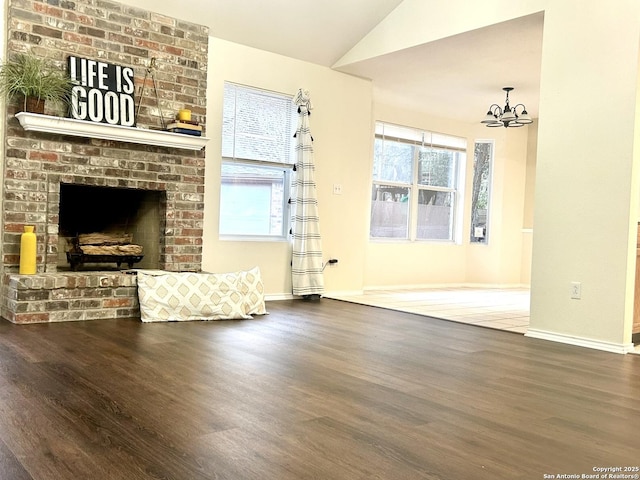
[127,0,543,124]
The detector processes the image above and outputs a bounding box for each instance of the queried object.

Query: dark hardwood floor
[0,299,638,480]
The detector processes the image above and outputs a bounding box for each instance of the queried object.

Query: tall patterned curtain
[291,89,324,297]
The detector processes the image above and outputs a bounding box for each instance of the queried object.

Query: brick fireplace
[1,0,209,323]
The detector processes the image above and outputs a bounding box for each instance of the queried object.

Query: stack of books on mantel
[166,120,203,136]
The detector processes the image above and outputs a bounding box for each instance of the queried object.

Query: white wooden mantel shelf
[15,112,209,151]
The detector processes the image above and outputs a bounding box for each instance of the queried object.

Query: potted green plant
[0,52,73,114]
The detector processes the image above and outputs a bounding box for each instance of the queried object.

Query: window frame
[469,139,494,245]
[370,122,466,243]
[219,159,292,241]
[219,82,295,241]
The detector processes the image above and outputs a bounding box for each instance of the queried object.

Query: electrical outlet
[333,184,343,195]
[570,281,582,299]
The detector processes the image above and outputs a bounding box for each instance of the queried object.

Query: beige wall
[203,34,528,298]
[466,125,529,286]
[519,123,537,285]
[184,0,640,351]
[334,0,545,69]
[366,103,531,289]
[202,36,534,297]
[529,0,640,350]
[523,123,538,229]
[202,37,373,296]
[365,104,469,288]
[334,0,640,351]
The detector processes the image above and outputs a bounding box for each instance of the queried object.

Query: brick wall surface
[2,0,209,274]
[2,272,139,323]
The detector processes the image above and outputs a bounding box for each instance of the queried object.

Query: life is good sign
[68,56,135,126]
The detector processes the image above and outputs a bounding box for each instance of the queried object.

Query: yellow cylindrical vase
[19,225,37,274]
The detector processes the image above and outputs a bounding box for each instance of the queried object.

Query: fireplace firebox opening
[58,184,165,271]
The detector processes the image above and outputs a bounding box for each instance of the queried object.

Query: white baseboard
[266,291,368,301]
[362,282,529,292]
[267,284,529,300]
[525,328,635,354]
[265,293,294,301]
[363,283,465,291]
[323,290,365,297]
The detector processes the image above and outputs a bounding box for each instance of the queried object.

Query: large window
[220,82,295,239]
[371,122,466,241]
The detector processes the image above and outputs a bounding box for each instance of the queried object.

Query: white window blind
[374,122,467,151]
[222,82,294,164]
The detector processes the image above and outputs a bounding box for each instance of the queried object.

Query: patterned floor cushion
[238,266,267,315]
[137,271,251,322]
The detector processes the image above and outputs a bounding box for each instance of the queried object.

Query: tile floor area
[327,286,531,334]
[327,287,640,352]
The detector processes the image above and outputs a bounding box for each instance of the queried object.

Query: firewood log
[79,244,143,255]
[77,233,134,246]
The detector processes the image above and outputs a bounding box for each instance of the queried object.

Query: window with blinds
[222,82,294,164]
[371,121,466,242]
[219,82,295,239]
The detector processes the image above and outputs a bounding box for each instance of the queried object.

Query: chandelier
[481,87,533,128]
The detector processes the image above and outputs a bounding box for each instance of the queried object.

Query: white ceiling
[127,0,544,124]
